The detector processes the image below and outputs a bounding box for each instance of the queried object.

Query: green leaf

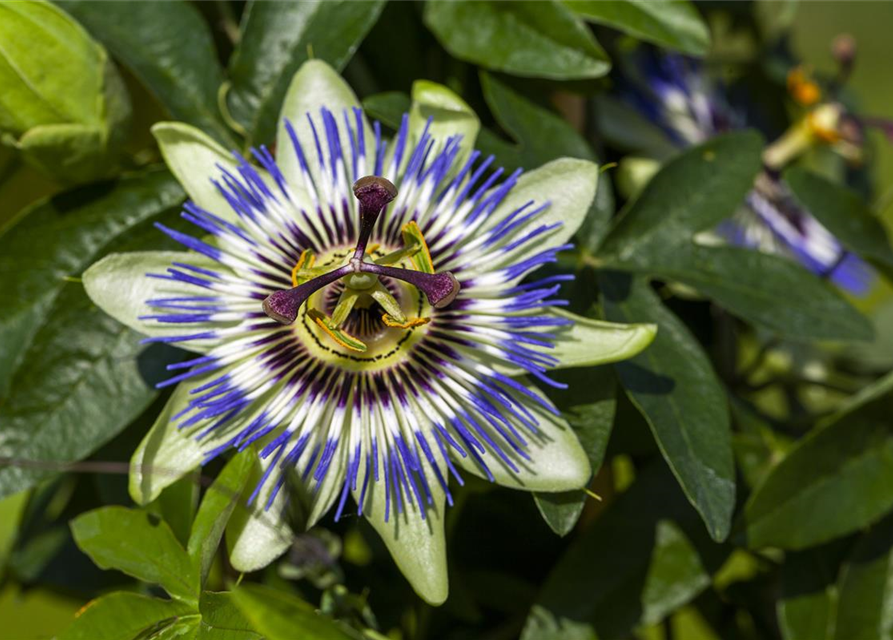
[785,167,893,273]
[598,131,764,262]
[476,71,594,173]
[600,273,735,542]
[522,461,726,640]
[834,513,893,640]
[151,473,199,548]
[741,371,893,550]
[534,368,617,536]
[362,92,410,130]
[188,452,254,585]
[59,0,234,147]
[564,0,710,55]
[58,592,198,640]
[230,583,357,640]
[596,132,871,342]
[199,591,262,640]
[0,283,178,500]
[549,308,656,370]
[0,169,183,395]
[227,0,386,145]
[0,490,28,578]
[424,0,610,80]
[628,245,874,342]
[778,543,848,640]
[592,94,678,159]
[0,1,130,183]
[71,506,200,606]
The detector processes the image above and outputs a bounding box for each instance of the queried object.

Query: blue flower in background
[616,49,874,295]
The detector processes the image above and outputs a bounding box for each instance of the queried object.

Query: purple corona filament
[261,175,461,324]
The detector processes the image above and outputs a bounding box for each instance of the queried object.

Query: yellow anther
[291,249,316,287]
[401,220,435,274]
[308,309,367,352]
[365,243,380,255]
[787,66,822,107]
[381,314,430,329]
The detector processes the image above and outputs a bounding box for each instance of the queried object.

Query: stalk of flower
[82,61,656,604]
[613,46,877,294]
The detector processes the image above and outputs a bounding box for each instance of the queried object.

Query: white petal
[276,60,373,198]
[354,452,449,605]
[453,381,591,492]
[152,122,242,224]
[409,80,480,167]
[456,158,599,278]
[226,453,293,572]
[83,251,226,353]
[129,380,210,504]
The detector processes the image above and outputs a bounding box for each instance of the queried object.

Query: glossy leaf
[601,273,735,542]
[59,0,234,146]
[0,1,130,183]
[362,92,410,130]
[71,506,200,605]
[0,169,183,395]
[0,491,28,578]
[631,245,874,342]
[0,283,178,500]
[786,167,893,272]
[835,513,893,640]
[598,131,764,262]
[565,0,710,55]
[227,0,386,145]
[230,583,357,640]
[522,461,726,640]
[476,71,594,173]
[188,452,254,585]
[199,591,262,640]
[58,592,198,640]
[596,131,871,342]
[424,0,610,80]
[778,543,848,640]
[742,371,893,550]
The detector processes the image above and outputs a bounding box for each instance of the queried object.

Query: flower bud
[0,0,131,184]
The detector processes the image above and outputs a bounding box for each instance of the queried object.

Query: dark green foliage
[2,2,892,640]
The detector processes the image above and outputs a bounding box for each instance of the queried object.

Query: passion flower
[83,61,656,603]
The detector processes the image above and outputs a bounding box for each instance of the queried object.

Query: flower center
[262,176,460,364]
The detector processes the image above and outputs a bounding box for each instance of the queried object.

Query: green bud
[0,0,131,183]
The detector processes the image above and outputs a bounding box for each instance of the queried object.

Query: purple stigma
[261,175,461,325]
[262,265,352,324]
[360,263,461,309]
[353,175,397,260]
